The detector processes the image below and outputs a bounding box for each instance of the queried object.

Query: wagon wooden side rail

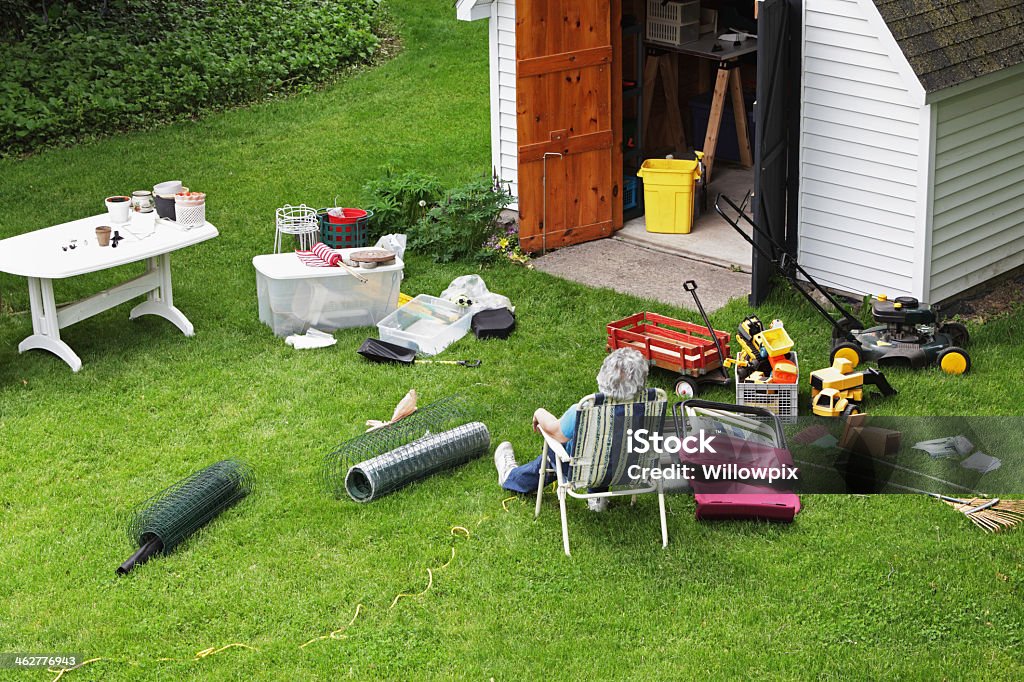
[607,312,731,390]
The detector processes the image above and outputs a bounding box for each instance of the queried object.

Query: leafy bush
[362,169,445,242]
[0,0,382,155]
[408,175,515,263]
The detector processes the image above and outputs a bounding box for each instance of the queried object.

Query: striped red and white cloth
[296,242,341,267]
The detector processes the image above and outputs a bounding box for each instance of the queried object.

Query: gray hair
[597,348,649,401]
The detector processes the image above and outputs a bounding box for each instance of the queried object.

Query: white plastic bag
[440,275,514,315]
[374,234,407,261]
[285,327,337,350]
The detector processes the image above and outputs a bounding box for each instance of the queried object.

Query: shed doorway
[618,0,759,272]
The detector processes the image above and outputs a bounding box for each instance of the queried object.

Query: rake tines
[935,496,1024,532]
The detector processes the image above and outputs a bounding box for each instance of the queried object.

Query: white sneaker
[494,442,518,486]
[587,497,609,512]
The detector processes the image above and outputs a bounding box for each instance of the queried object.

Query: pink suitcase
[694,490,801,522]
[674,401,802,522]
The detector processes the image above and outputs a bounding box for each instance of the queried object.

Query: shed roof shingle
[872,0,1024,92]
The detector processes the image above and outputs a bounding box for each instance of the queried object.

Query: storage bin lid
[253,251,403,280]
[377,294,469,329]
[638,157,701,179]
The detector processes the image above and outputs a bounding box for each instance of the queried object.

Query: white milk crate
[734,352,799,423]
[646,0,700,47]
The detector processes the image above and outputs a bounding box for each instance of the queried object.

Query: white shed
[799,0,1024,302]
[459,0,1024,303]
[457,0,520,210]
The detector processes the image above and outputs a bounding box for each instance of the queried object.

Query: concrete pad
[618,164,754,271]
[533,238,750,312]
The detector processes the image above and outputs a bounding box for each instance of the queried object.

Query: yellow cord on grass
[48,643,257,680]
[389,526,470,609]
[390,568,433,608]
[48,657,104,682]
[299,603,365,649]
[48,525,472,675]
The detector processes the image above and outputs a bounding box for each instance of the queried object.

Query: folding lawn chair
[534,388,669,556]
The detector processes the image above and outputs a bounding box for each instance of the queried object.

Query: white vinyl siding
[929,71,1024,302]
[494,0,518,207]
[797,0,927,298]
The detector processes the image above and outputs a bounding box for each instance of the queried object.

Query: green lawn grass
[1,1,1022,679]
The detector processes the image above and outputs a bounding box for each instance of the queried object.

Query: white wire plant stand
[274,204,320,253]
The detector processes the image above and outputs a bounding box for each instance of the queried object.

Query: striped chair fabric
[568,388,668,490]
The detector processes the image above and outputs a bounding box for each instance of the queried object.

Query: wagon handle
[683,280,731,386]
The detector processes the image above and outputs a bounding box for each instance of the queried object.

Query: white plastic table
[0,212,218,372]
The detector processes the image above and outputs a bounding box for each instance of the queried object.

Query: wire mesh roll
[118,459,255,574]
[345,422,490,503]
[322,395,470,498]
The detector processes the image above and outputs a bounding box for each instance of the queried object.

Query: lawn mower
[715,194,971,375]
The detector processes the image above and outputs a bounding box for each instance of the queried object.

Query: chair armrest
[540,430,572,463]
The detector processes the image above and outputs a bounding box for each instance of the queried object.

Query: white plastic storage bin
[734,353,799,423]
[376,294,472,356]
[253,251,403,337]
[646,0,700,47]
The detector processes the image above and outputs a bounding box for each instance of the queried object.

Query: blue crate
[623,175,639,211]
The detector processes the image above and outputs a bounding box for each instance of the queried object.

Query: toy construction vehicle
[716,195,971,375]
[725,316,798,384]
[809,357,897,418]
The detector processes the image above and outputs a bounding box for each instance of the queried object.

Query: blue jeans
[502,452,565,494]
[501,451,607,495]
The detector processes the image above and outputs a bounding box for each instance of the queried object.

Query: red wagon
[607,312,731,396]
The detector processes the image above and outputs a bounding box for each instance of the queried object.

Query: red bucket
[320,207,371,249]
[327,207,368,225]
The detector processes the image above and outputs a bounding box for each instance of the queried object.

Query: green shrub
[0,0,382,155]
[408,174,515,263]
[363,168,445,241]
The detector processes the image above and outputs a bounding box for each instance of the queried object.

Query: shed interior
[619,0,759,271]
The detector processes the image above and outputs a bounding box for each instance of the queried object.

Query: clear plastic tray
[376,294,472,356]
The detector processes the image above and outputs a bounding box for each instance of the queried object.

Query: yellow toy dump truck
[809,357,897,418]
[725,316,797,384]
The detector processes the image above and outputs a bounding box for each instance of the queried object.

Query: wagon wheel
[675,375,699,398]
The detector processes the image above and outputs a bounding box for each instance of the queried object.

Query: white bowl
[153,180,183,195]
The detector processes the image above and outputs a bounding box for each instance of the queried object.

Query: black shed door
[751,0,800,304]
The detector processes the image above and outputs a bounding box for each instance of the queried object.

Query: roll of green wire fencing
[345,422,491,503]
[321,395,471,499]
[118,459,255,575]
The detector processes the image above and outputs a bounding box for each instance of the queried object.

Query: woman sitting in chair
[493,348,649,512]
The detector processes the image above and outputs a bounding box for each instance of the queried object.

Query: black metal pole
[117,537,163,575]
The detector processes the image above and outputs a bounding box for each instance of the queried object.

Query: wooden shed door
[515,0,622,253]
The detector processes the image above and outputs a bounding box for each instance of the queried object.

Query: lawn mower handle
[713,193,862,341]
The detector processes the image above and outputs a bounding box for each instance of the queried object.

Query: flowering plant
[484,220,532,267]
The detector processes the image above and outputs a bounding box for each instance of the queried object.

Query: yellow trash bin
[637,154,703,234]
